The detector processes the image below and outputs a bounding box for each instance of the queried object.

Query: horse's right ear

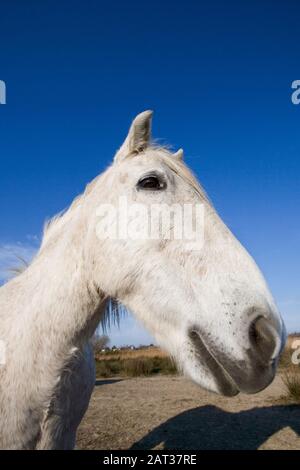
[114,110,153,163]
[173,148,184,160]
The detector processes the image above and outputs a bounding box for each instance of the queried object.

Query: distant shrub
[123,358,153,377]
[95,359,122,378]
[95,355,178,378]
[91,335,110,355]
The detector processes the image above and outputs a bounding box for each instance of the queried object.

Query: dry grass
[95,346,176,378]
[95,346,167,361]
[283,371,300,403]
[278,334,300,403]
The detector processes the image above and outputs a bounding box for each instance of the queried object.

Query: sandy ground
[77,375,300,450]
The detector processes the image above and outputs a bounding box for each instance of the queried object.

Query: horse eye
[137,175,166,191]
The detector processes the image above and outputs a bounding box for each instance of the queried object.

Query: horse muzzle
[188,312,286,396]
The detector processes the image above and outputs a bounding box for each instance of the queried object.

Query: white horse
[0,111,286,449]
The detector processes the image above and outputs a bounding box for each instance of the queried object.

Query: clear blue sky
[0,1,299,345]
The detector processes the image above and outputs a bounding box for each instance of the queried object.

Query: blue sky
[0,1,299,345]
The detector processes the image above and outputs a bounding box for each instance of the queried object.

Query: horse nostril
[249,316,279,364]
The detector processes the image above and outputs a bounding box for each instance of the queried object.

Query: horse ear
[173,148,184,160]
[114,110,153,162]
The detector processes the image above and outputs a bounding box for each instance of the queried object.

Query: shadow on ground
[131,404,300,450]
[95,379,124,386]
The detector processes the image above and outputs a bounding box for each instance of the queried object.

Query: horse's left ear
[114,110,153,163]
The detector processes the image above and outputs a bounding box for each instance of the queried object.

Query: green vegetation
[95,355,178,378]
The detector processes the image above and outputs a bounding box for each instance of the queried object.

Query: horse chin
[187,329,240,397]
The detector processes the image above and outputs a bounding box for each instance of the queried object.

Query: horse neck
[9,209,106,359]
